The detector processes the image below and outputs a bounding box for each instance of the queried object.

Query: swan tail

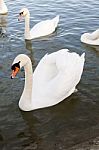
[91,29,99,39]
[80,53,85,69]
[81,52,85,61]
[53,15,59,28]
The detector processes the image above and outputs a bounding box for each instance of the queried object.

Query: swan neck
[19,56,33,111]
[25,13,31,39]
[24,59,33,94]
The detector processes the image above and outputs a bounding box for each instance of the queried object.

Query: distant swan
[11,49,85,111]
[81,29,99,45]
[18,8,59,40]
[0,0,8,14]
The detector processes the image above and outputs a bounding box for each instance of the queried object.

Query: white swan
[0,0,8,14]
[18,8,59,40]
[11,49,85,111]
[81,29,99,45]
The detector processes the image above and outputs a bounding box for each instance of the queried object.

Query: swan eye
[19,11,24,15]
[11,61,20,71]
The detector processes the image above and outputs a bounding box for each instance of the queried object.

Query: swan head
[18,8,30,21]
[11,54,30,79]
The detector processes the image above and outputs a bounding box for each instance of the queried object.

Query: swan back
[32,49,85,110]
[30,15,59,39]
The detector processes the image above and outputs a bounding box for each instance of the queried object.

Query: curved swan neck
[25,12,31,39]
[24,58,33,96]
[19,57,33,111]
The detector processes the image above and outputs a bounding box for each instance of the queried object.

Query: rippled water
[0,0,99,149]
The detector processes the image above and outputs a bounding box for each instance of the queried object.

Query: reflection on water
[25,40,35,65]
[18,111,41,150]
[0,0,99,149]
[0,14,7,27]
[0,15,7,37]
[18,96,79,149]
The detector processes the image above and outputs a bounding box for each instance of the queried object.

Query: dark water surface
[0,0,99,149]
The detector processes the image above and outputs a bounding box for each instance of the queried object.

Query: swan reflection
[0,14,7,37]
[25,39,35,67]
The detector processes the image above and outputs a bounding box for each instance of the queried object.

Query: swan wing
[32,49,85,110]
[30,15,59,39]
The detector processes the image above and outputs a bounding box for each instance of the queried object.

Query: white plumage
[81,29,99,45]
[11,49,85,111]
[18,8,59,40]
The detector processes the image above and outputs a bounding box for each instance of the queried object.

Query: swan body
[81,29,99,45]
[11,49,85,111]
[0,0,8,14]
[18,8,59,40]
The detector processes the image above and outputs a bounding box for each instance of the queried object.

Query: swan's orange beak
[11,67,20,79]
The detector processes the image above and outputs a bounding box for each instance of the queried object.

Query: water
[0,0,99,149]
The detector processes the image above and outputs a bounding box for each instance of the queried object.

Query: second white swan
[18,8,59,40]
